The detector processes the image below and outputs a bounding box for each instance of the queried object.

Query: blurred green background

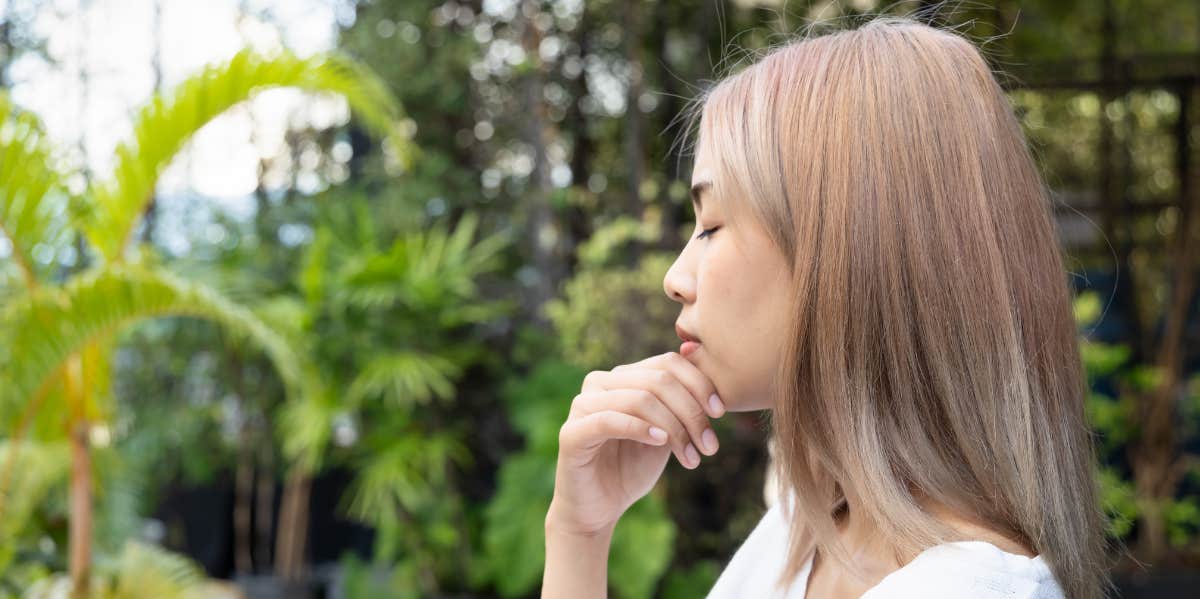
[0,0,1197,597]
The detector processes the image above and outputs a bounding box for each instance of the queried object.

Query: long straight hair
[677,12,1117,599]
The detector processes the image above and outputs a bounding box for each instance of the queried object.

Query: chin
[730,388,774,413]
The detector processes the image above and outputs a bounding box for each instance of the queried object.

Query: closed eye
[695,226,721,240]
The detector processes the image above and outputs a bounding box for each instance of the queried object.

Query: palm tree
[0,48,411,598]
[269,195,513,587]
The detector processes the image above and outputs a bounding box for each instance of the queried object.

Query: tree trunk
[255,440,275,571]
[274,468,311,581]
[233,425,254,573]
[561,3,593,274]
[652,0,683,252]
[1131,67,1199,567]
[519,0,562,326]
[621,0,645,259]
[68,419,91,599]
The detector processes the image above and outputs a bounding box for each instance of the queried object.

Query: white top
[705,499,1066,598]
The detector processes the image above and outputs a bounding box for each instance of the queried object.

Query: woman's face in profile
[663,136,793,413]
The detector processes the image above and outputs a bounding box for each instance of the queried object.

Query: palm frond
[297,227,334,304]
[0,440,70,576]
[104,541,209,599]
[337,212,511,312]
[345,351,461,409]
[90,445,147,559]
[276,386,338,475]
[0,265,314,426]
[85,47,416,262]
[0,93,70,287]
[341,432,469,526]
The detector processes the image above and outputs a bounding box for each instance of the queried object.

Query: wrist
[545,499,617,539]
[542,502,612,599]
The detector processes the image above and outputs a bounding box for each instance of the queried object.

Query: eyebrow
[690,180,711,213]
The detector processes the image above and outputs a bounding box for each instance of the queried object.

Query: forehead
[690,135,718,214]
[690,134,714,182]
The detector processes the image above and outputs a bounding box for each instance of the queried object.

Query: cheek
[699,249,770,345]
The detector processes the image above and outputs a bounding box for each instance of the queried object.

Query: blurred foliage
[478,358,676,599]
[658,559,722,599]
[544,249,680,370]
[0,41,410,597]
[269,190,514,589]
[24,541,211,599]
[1,0,1198,595]
[0,440,69,588]
[1075,291,1200,547]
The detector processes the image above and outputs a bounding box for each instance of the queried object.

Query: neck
[834,485,1035,564]
[829,488,903,575]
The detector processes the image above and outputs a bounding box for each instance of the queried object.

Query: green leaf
[345,351,461,409]
[342,432,469,527]
[336,211,510,313]
[276,387,339,474]
[1123,364,1166,393]
[105,540,208,599]
[1097,465,1138,539]
[0,265,314,428]
[1084,391,1137,448]
[0,440,70,576]
[608,493,677,599]
[0,92,70,287]
[498,360,585,454]
[481,450,556,598]
[659,560,722,599]
[83,47,416,262]
[1072,290,1103,328]
[1164,496,1200,548]
[1078,340,1130,380]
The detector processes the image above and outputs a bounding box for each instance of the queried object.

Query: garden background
[0,0,1198,597]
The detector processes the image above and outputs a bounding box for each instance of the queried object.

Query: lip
[675,322,700,343]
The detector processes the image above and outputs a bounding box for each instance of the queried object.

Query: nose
[663,255,695,304]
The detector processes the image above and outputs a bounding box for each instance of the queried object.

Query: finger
[570,390,698,470]
[558,410,669,457]
[584,368,717,458]
[615,352,725,418]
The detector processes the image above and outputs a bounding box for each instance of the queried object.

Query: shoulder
[863,541,1066,599]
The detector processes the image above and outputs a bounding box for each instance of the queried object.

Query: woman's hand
[546,351,726,536]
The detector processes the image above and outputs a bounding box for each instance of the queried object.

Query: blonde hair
[678,11,1118,599]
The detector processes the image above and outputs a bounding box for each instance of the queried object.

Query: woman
[541,13,1118,599]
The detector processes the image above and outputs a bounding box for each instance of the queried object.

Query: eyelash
[695,226,721,240]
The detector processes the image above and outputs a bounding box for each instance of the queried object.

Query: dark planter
[232,573,317,599]
[1114,570,1200,598]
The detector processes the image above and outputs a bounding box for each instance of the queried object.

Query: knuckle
[597,410,621,430]
[635,390,657,411]
[672,422,690,444]
[571,391,590,410]
[636,388,657,406]
[623,417,640,437]
[567,393,586,417]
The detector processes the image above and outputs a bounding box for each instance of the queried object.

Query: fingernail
[702,428,718,454]
[649,427,668,442]
[685,443,701,468]
[709,393,725,416]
